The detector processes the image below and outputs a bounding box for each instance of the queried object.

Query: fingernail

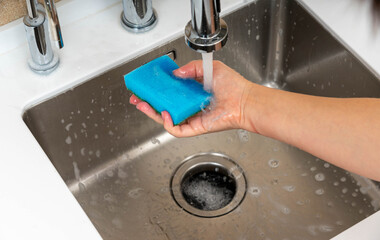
[173,69,185,76]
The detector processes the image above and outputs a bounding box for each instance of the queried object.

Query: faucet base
[28,52,59,75]
[120,10,157,33]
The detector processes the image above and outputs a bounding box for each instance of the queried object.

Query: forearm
[243,83,380,181]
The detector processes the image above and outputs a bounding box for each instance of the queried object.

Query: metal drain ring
[170,153,247,218]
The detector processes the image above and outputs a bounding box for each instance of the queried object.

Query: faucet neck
[26,0,39,18]
[190,0,221,38]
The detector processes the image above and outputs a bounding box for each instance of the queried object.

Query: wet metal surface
[23,0,380,239]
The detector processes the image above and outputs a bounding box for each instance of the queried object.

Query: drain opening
[181,164,236,211]
[171,153,246,218]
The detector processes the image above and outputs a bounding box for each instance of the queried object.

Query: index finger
[173,60,204,80]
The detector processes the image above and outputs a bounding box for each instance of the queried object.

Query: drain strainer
[170,153,247,218]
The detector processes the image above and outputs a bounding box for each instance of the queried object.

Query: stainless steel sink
[23,0,380,239]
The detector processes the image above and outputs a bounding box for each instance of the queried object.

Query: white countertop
[0,0,379,239]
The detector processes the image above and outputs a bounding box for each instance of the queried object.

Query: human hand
[129,60,255,137]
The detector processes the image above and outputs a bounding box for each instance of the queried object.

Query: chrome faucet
[121,0,157,33]
[185,0,228,53]
[24,0,63,74]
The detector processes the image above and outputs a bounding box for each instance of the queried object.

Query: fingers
[130,96,209,138]
[173,60,204,80]
[162,111,192,137]
[161,111,206,138]
[161,111,174,130]
[129,94,142,105]
[133,99,163,125]
[130,95,194,133]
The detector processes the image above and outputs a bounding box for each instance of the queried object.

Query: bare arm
[130,60,380,181]
[246,84,380,181]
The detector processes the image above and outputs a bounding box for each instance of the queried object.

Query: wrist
[239,82,271,135]
[239,82,258,133]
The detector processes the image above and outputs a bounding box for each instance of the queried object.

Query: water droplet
[128,188,144,199]
[80,147,86,156]
[73,161,80,180]
[340,177,346,182]
[323,163,330,168]
[95,150,101,158]
[315,188,324,195]
[282,207,291,215]
[249,186,261,197]
[237,130,250,142]
[256,34,260,40]
[151,137,161,144]
[65,123,73,131]
[65,136,72,144]
[310,166,317,172]
[314,173,325,182]
[283,185,295,192]
[268,159,280,168]
[103,193,113,202]
[319,225,334,232]
[342,188,348,194]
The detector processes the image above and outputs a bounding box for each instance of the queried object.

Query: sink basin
[23,0,380,239]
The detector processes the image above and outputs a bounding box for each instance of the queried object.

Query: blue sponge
[124,55,212,125]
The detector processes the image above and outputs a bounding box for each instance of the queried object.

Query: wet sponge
[124,55,212,125]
